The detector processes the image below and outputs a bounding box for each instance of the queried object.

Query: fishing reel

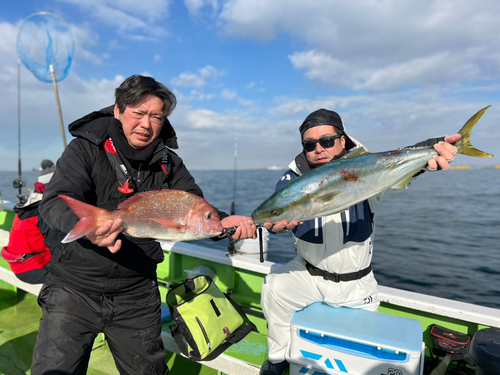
[13,179,28,205]
[16,194,28,206]
[12,179,26,190]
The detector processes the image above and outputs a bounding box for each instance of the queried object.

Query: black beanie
[299,108,356,150]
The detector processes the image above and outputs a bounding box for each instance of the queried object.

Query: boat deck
[0,282,121,375]
[0,289,256,375]
[0,254,265,375]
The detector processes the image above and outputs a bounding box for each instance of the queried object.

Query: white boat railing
[162,241,500,329]
[1,219,499,329]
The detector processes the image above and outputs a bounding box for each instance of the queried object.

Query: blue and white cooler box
[286,303,425,375]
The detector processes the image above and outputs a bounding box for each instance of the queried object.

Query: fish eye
[204,211,213,220]
[271,210,280,217]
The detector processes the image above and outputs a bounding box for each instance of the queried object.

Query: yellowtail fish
[252,106,494,224]
[60,190,223,242]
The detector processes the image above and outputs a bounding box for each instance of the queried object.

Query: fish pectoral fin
[392,172,419,189]
[148,218,185,230]
[313,190,342,203]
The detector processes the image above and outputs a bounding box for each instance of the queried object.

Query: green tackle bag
[166,275,258,361]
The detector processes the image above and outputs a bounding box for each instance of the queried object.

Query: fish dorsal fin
[341,147,371,160]
[148,218,185,230]
[313,190,342,204]
[117,190,164,210]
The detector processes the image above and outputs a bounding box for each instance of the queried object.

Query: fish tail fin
[455,106,495,158]
[59,195,108,243]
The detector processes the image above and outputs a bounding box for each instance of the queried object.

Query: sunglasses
[302,134,343,152]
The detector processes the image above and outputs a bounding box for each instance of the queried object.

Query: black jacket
[39,106,226,294]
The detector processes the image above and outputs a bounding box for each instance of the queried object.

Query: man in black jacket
[32,75,256,375]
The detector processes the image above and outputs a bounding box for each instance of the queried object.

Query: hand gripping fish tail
[454,105,494,158]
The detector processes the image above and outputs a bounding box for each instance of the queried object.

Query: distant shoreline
[2,164,500,172]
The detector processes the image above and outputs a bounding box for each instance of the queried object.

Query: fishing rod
[225,132,265,262]
[13,59,26,204]
[227,133,238,257]
[231,133,237,216]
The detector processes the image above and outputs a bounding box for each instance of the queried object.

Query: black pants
[15,266,48,284]
[31,283,168,375]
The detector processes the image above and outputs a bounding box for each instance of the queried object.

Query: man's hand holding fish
[86,218,124,253]
[221,216,257,240]
[427,134,460,171]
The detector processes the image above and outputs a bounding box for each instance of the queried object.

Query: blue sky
[1,0,499,171]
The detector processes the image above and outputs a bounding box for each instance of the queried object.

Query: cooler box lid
[291,303,423,353]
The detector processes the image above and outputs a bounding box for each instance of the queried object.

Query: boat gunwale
[162,241,500,329]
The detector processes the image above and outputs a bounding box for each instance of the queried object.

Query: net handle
[50,64,67,149]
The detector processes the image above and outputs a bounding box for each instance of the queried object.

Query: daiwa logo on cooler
[295,350,406,374]
[299,349,348,373]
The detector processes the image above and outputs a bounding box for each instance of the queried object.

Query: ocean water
[1,167,499,308]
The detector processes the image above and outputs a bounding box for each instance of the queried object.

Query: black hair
[115,75,177,117]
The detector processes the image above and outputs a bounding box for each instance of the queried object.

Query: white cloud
[0,22,21,85]
[186,108,229,129]
[221,88,237,100]
[0,21,19,53]
[218,0,283,41]
[171,65,225,88]
[199,65,225,80]
[214,0,500,93]
[59,0,170,40]
[184,0,219,16]
[171,72,207,88]
[289,49,484,92]
[238,98,254,106]
[1,1,500,173]
[62,0,171,22]
[289,50,358,88]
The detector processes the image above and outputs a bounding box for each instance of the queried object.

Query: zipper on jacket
[195,317,211,352]
[344,209,350,236]
[136,164,142,184]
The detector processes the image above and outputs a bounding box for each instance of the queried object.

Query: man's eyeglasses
[302,134,342,152]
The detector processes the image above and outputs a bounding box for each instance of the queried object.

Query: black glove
[410,136,445,148]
